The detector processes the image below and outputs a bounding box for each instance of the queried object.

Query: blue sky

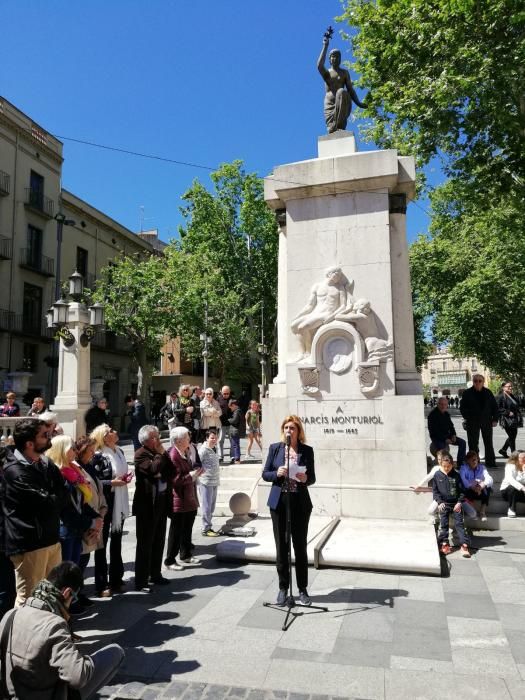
[2,0,433,242]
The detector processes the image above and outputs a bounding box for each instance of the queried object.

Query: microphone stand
[263,435,328,631]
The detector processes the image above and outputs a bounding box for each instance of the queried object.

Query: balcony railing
[0,170,10,196]
[8,313,54,339]
[24,188,54,218]
[0,309,53,338]
[0,235,12,260]
[91,331,129,353]
[0,308,15,331]
[19,248,54,276]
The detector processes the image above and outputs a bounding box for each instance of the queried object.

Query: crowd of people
[0,375,523,694]
[416,379,525,556]
[0,385,266,697]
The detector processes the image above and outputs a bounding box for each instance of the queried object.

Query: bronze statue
[318,26,365,133]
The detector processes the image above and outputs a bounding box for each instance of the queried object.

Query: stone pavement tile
[337,606,395,642]
[505,631,525,665]
[225,687,248,699]
[350,587,401,609]
[143,626,282,657]
[114,681,149,697]
[511,665,525,686]
[237,595,301,632]
[203,684,233,700]
[385,668,511,699]
[263,659,385,699]
[179,683,208,700]
[393,599,448,629]
[398,576,444,602]
[446,557,483,576]
[391,624,452,662]
[271,639,392,669]
[117,645,192,682]
[160,680,190,698]
[481,565,525,584]
[142,685,170,700]
[441,573,490,595]
[443,591,498,619]
[448,616,510,650]
[329,638,393,668]
[476,551,518,567]
[390,655,454,673]
[187,589,265,639]
[503,680,525,700]
[452,647,520,679]
[156,651,271,688]
[275,606,343,654]
[497,605,525,632]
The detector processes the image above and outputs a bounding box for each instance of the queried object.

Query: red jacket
[168,446,199,513]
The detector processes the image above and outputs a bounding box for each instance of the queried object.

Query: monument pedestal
[218,133,440,574]
[50,303,92,439]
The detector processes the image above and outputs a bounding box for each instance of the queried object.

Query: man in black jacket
[428,397,466,465]
[2,419,66,606]
[132,425,171,591]
[460,375,499,468]
[84,397,109,435]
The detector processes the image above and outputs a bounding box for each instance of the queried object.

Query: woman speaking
[262,415,316,607]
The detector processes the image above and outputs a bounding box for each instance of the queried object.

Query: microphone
[286,433,291,447]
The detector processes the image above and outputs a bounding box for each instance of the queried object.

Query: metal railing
[1,312,54,339]
[91,331,129,353]
[0,308,14,331]
[0,170,10,196]
[0,235,12,260]
[24,188,54,217]
[19,248,54,276]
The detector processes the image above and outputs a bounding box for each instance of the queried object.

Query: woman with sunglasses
[497,381,522,458]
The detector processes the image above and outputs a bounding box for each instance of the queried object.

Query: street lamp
[48,269,105,438]
[200,332,212,388]
[257,341,269,398]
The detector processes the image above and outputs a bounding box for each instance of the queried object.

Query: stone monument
[217,34,439,574]
[251,129,440,574]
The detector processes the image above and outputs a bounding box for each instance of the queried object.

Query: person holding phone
[262,415,316,607]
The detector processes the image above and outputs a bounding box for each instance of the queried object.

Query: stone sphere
[229,492,251,516]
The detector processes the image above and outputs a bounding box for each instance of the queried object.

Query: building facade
[420,347,494,398]
[0,96,154,426]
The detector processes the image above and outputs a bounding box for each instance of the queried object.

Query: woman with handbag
[497,381,522,458]
[73,436,108,605]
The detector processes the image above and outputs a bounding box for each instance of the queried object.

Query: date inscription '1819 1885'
[297,400,384,439]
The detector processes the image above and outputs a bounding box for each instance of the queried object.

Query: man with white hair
[132,425,171,591]
[217,385,232,462]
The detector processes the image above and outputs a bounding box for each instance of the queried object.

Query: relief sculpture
[291,266,392,395]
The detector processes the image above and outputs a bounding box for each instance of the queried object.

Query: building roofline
[61,189,154,251]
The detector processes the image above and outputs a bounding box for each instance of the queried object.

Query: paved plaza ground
[77,418,525,699]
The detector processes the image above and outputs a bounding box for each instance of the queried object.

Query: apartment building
[0,96,154,425]
[420,347,493,398]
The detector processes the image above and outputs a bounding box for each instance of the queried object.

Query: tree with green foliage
[340,0,525,380]
[93,254,176,413]
[340,0,525,192]
[167,160,278,384]
[410,186,525,381]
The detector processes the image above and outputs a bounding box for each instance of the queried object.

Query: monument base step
[216,515,441,576]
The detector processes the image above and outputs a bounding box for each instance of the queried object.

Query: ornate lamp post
[200,332,212,389]
[48,271,105,437]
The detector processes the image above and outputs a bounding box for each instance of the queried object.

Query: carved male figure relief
[291,267,354,357]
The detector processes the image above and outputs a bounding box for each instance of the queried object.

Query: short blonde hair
[279,415,306,444]
[46,435,74,467]
[90,423,112,451]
